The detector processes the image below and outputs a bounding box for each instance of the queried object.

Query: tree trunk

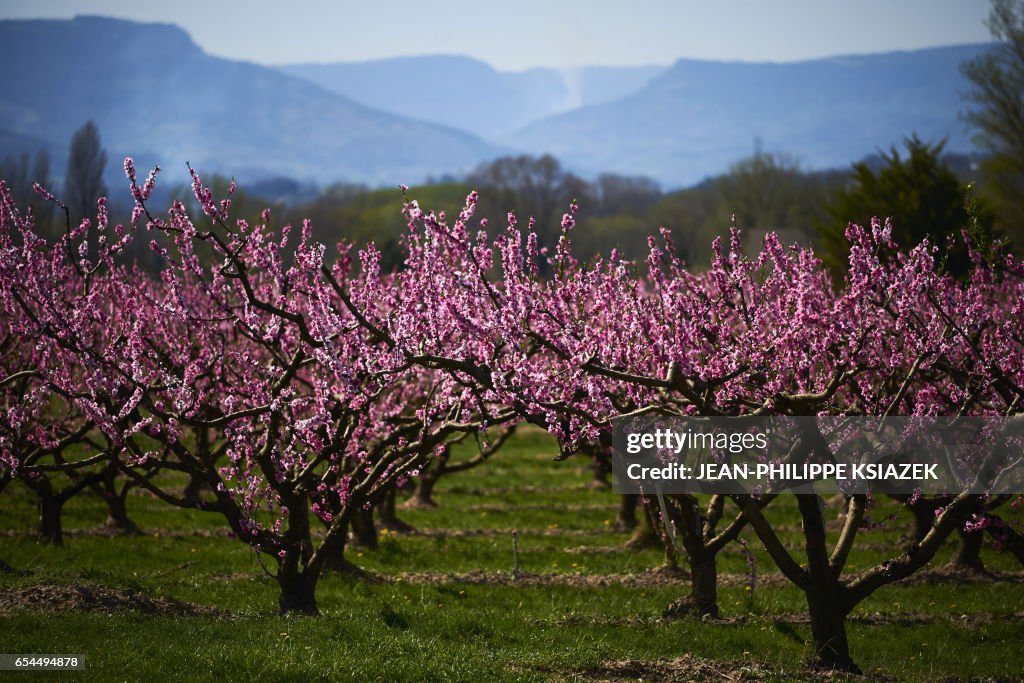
[377,487,415,533]
[349,506,378,549]
[277,497,321,614]
[38,490,64,547]
[615,494,638,531]
[909,501,934,544]
[182,427,212,504]
[589,455,611,489]
[949,528,985,571]
[100,469,138,534]
[322,515,373,578]
[673,496,719,618]
[903,495,955,548]
[690,554,719,619]
[405,473,438,509]
[103,491,138,534]
[795,493,860,674]
[183,473,207,504]
[625,500,662,550]
[806,588,859,673]
[277,567,319,615]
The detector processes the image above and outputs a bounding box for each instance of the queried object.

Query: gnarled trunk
[100,469,138,534]
[183,473,207,504]
[806,588,858,673]
[690,554,719,619]
[674,496,720,618]
[949,528,985,571]
[377,486,415,533]
[616,494,638,531]
[277,566,319,615]
[589,455,611,489]
[349,505,378,549]
[625,499,662,550]
[103,492,138,534]
[38,489,65,547]
[796,493,861,673]
[406,473,439,509]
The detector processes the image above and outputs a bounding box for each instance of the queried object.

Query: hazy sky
[0,0,994,70]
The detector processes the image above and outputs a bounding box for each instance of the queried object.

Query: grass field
[1,427,1022,681]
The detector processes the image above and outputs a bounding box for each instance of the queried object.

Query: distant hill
[278,57,665,139]
[0,16,503,190]
[0,16,993,194]
[500,45,993,188]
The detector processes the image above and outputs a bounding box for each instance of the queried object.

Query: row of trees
[6,122,993,282]
[2,127,1000,283]
[271,141,991,280]
[0,121,108,233]
[2,156,1023,672]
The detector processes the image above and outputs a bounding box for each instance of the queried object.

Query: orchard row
[2,161,1023,672]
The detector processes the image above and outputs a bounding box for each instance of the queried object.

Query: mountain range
[279,57,666,139]
[0,16,501,191]
[500,45,990,187]
[0,15,993,192]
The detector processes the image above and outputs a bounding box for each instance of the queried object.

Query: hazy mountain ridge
[0,15,993,192]
[278,57,666,139]
[0,16,503,189]
[500,44,993,187]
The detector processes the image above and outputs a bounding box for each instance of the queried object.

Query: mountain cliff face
[499,45,991,187]
[0,16,502,187]
[279,57,665,139]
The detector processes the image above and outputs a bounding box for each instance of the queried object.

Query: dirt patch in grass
[0,527,234,540]
[552,609,1024,629]
[442,484,595,496]
[463,502,612,513]
[412,527,620,539]
[563,544,631,555]
[391,568,888,589]
[392,566,725,588]
[0,583,229,617]
[571,653,888,682]
[573,654,1022,682]
[891,566,1024,586]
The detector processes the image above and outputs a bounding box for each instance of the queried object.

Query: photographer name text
[626,462,938,482]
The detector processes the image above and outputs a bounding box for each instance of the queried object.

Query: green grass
[1,427,1022,681]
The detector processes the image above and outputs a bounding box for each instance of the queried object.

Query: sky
[0,0,995,71]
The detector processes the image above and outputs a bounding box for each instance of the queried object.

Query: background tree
[63,121,108,229]
[817,136,988,277]
[962,0,1024,246]
[718,152,805,233]
[0,151,52,233]
[592,173,662,217]
[468,154,591,273]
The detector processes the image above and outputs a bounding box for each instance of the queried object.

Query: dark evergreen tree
[818,136,991,278]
